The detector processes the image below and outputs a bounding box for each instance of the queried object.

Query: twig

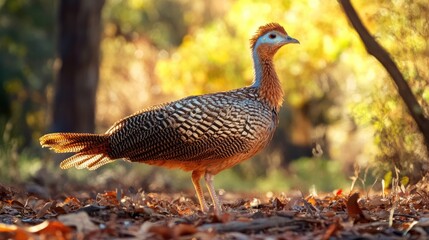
[197,216,304,233]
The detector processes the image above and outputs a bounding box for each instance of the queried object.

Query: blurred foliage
[1,0,428,191]
[0,0,55,148]
[350,0,429,179]
[102,0,229,49]
[102,0,188,48]
[0,121,43,183]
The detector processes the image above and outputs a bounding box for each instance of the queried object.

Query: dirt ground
[1,181,429,239]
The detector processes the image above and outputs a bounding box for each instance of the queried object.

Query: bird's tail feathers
[40,133,113,170]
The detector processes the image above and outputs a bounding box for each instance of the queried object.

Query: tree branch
[338,0,429,154]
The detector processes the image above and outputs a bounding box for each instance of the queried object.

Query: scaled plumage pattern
[40,23,299,215]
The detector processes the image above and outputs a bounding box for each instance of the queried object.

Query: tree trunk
[339,0,429,155]
[52,0,105,133]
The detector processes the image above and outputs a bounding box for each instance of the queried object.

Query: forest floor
[1,180,429,240]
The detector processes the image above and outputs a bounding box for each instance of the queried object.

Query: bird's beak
[284,36,299,44]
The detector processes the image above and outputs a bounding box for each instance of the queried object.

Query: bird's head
[250,23,299,59]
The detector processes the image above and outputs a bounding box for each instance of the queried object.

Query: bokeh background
[0,0,428,195]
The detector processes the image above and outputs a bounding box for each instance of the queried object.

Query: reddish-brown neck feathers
[258,60,284,111]
[250,23,287,49]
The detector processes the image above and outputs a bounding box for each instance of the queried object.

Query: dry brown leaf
[272,197,285,209]
[51,205,68,215]
[4,183,429,239]
[217,212,233,223]
[147,224,173,239]
[146,223,197,239]
[63,196,80,205]
[346,193,369,223]
[36,201,53,219]
[0,223,30,240]
[96,191,119,206]
[58,211,98,233]
[346,193,362,217]
[173,224,197,237]
[9,200,25,210]
[321,220,342,240]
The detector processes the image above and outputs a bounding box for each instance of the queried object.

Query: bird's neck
[251,50,284,111]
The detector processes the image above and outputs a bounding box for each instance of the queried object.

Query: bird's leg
[191,170,209,212]
[204,172,222,215]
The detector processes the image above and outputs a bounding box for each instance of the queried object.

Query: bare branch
[338,0,429,154]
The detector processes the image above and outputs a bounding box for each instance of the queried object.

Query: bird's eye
[269,34,276,39]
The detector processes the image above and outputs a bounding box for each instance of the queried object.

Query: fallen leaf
[51,205,68,215]
[272,197,285,209]
[58,211,98,233]
[0,223,18,232]
[147,224,173,239]
[172,224,197,237]
[220,213,233,223]
[36,201,53,218]
[322,220,342,240]
[346,193,368,223]
[96,191,119,206]
[10,200,25,210]
[148,223,196,239]
[27,220,72,239]
[0,223,29,240]
[306,196,317,206]
[63,196,80,205]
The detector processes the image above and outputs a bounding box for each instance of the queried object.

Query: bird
[40,23,299,215]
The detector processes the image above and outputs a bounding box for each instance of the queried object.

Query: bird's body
[40,23,299,215]
[107,87,277,172]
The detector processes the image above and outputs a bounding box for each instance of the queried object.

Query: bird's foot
[213,206,222,216]
[201,203,209,213]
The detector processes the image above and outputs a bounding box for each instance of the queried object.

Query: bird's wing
[105,102,168,134]
[106,90,274,162]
